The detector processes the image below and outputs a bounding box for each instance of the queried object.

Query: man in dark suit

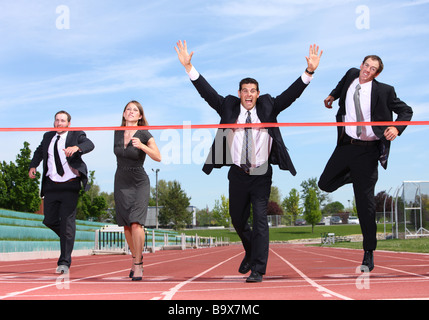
[175,40,322,282]
[319,55,413,272]
[29,110,94,274]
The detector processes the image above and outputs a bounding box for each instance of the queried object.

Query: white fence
[93,225,229,255]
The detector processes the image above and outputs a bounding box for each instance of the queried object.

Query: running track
[1,244,429,301]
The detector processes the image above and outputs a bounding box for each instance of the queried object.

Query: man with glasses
[319,55,413,272]
[175,40,322,282]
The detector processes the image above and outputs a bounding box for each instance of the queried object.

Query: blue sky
[1,0,428,211]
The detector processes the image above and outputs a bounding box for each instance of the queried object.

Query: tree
[0,142,41,213]
[322,201,345,215]
[212,195,230,227]
[100,191,115,210]
[158,180,191,230]
[196,206,216,227]
[304,187,322,233]
[301,177,330,207]
[269,186,282,205]
[267,201,283,216]
[282,188,301,225]
[375,191,392,213]
[150,179,170,206]
[76,171,108,221]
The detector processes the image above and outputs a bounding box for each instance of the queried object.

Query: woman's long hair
[121,100,149,126]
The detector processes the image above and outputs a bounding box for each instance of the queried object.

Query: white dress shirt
[345,78,378,141]
[47,132,79,182]
[227,105,272,168]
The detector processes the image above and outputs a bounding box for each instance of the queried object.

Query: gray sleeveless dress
[114,130,152,226]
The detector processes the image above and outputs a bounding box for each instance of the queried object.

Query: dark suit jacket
[329,68,413,169]
[29,131,95,197]
[191,74,309,176]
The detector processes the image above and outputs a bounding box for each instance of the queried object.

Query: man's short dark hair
[239,78,259,92]
[363,55,384,74]
[55,110,71,122]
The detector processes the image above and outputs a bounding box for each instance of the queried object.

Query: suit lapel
[340,70,360,113]
[44,131,56,154]
[232,106,240,123]
[65,131,71,148]
[370,80,379,116]
[342,77,355,103]
[255,103,264,122]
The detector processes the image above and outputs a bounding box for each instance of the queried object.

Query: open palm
[306,44,323,72]
[175,40,194,72]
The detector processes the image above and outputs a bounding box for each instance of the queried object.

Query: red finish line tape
[0,121,427,132]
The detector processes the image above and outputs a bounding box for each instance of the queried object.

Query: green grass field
[327,237,429,253]
[183,224,429,254]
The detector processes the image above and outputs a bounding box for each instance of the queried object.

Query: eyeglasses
[363,63,378,73]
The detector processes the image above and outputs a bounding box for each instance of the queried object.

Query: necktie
[353,84,363,137]
[240,111,252,173]
[54,135,65,176]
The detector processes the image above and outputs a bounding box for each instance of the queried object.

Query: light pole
[152,169,160,229]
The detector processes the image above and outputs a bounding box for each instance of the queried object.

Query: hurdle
[92,225,184,254]
[93,225,129,254]
[93,225,230,254]
[172,234,230,249]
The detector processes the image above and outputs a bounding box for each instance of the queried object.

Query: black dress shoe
[246,271,263,283]
[238,257,251,274]
[360,250,374,272]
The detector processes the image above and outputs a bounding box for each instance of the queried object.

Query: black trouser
[43,178,81,267]
[318,138,379,251]
[228,164,272,275]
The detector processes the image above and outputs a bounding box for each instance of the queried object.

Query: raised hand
[305,44,323,73]
[175,40,194,73]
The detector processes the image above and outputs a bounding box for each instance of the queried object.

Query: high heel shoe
[132,262,143,281]
[129,256,136,278]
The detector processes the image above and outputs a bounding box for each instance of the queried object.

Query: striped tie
[240,111,252,173]
[354,84,363,137]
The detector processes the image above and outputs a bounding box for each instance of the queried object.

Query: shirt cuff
[301,72,313,85]
[187,66,200,81]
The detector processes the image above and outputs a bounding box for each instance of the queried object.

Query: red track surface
[1,244,429,301]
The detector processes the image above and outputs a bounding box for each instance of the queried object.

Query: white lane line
[0,247,236,300]
[270,248,353,300]
[0,268,125,300]
[161,251,242,300]
[290,246,429,280]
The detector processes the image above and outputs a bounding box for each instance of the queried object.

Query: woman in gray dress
[114,100,161,281]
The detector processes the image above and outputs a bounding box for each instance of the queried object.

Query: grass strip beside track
[183,224,429,253]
